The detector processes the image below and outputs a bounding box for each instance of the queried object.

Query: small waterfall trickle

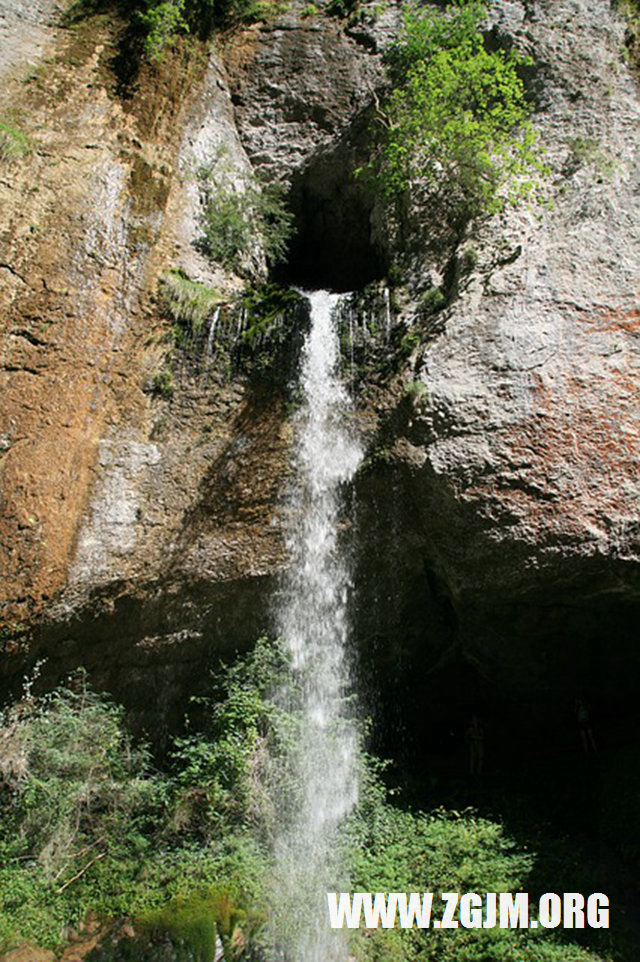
[205,305,220,359]
[271,290,363,962]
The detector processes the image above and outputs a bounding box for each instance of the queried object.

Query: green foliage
[345,782,606,962]
[0,672,168,948]
[159,269,222,337]
[0,120,31,164]
[459,246,478,272]
[140,0,189,60]
[138,888,232,961]
[239,284,305,347]
[170,636,291,842]
[369,0,547,216]
[0,622,26,652]
[0,650,614,962]
[151,368,175,398]
[199,162,294,278]
[618,0,640,71]
[400,328,421,356]
[419,285,447,314]
[0,646,284,952]
[213,0,278,26]
[404,378,428,402]
[138,0,279,61]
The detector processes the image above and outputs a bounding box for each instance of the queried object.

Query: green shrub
[366,0,547,216]
[0,649,281,951]
[0,651,616,962]
[239,284,305,347]
[151,368,175,398]
[0,121,31,164]
[139,0,278,61]
[419,285,447,314]
[169,636,292,841]
[345,786,607,962]
[139,889,230,961]
[404,378,428,401]
[0,672,168,948]
[199,160,294,278]
[234,284,308,380]
[140,0,189,60]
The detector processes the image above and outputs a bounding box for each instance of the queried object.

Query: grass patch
[0,121,32,164]
[159,269,223,338]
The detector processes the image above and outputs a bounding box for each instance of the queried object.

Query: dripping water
[271,290,363,962]
[206,305,220,359]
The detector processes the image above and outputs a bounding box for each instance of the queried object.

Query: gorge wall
[0,0,639,752]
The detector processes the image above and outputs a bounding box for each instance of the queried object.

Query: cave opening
[274,119,387,293]
[357,564,640,875]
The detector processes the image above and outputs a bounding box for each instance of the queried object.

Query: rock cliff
[0,0,638,742]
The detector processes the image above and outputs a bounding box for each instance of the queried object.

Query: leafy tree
[368,0,546,216]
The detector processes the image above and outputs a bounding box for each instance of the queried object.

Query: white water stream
[272,290,363,961]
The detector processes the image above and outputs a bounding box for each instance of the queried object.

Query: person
[575,696,597,754]
[466,714,485,775]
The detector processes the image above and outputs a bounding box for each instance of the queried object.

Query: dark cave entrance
[275,119,387,292]
[355,550,640,880]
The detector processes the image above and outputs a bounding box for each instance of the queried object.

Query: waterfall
[271,290,363,962]
[205,305,220,359]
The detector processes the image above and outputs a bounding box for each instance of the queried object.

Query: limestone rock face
[353,0,640,709]
[406,0,640,595]
[224,14,383,178]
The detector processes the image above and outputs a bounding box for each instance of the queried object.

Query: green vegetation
[137,887,254,961]
[0,643,280,953]
[140,0,281,60]
[618,0,640,72]
[159,269,222,338]
[419,285,447,315]
[0,120,31,164]
[140,0,189,61]
[199,160,294,278]
[404,378,428,401]
[0,648,618,961]
[151,368,175,398]
[0,672,165,949]
[157,269,305,384]
[239,284,305,348]
[64,0,281,65]
[0,623,26,653]
[365,0,546,217]
[235,284,307,378]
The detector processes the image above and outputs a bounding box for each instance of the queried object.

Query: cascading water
[271,290,363,962]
